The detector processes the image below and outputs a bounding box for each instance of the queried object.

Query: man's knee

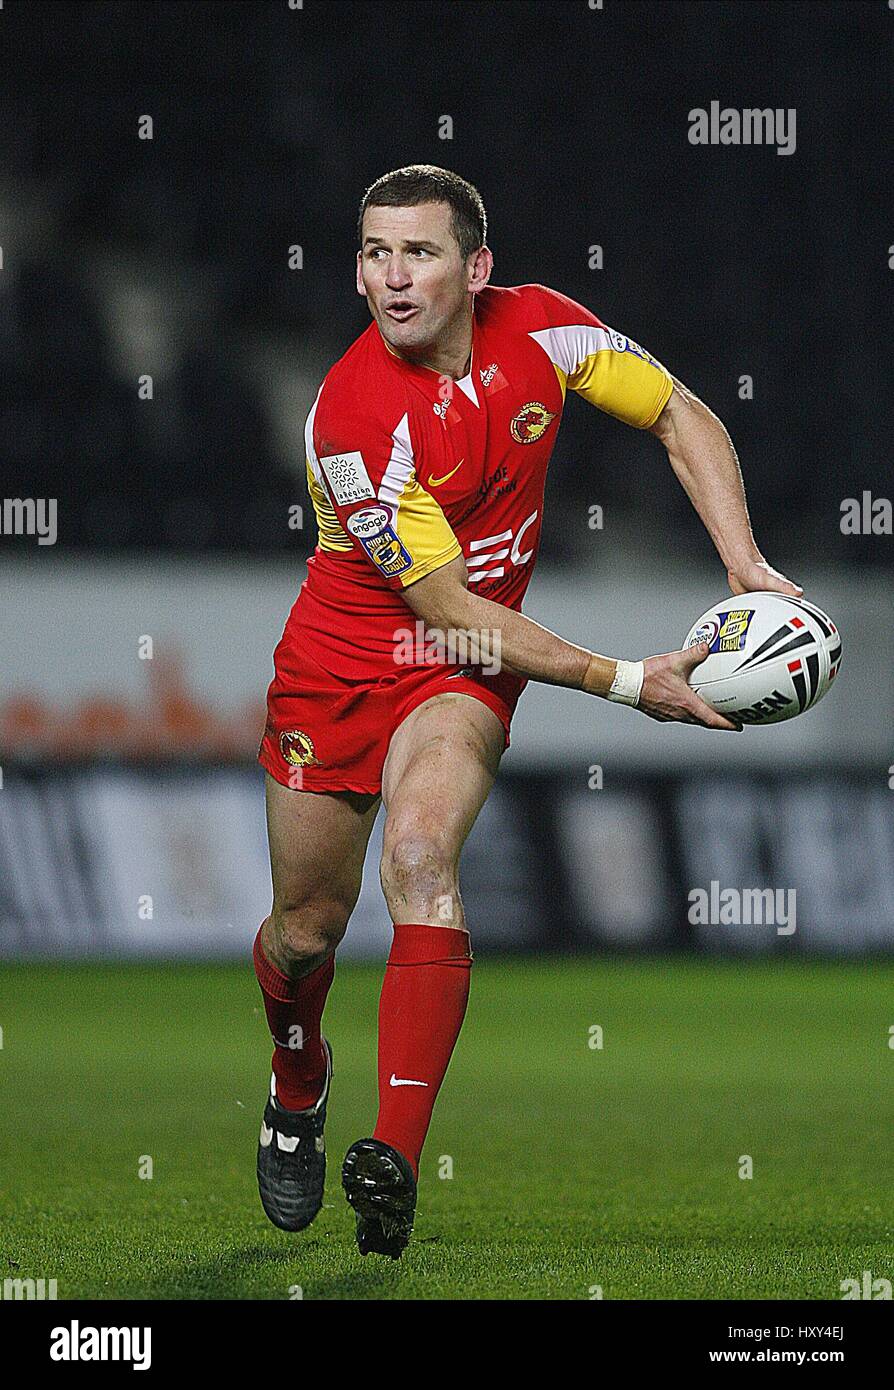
[266,893,352,974]
[380,827,457,915]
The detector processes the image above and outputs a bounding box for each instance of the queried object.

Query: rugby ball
[683,592,842,725]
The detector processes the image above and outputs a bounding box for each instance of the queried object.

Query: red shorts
[258,639,527,795]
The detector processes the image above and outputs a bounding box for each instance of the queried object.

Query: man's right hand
[638,642,742,730]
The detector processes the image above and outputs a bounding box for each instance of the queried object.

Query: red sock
[373,923,472,1179]
[253,925,334,1111]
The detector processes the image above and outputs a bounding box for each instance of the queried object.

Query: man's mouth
[384,301,420,323]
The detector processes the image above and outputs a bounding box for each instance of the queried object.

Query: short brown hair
[357,164,487,261]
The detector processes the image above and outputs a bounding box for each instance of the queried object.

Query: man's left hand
[727,556,803,597]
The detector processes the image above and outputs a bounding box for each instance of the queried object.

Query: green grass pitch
[1,957,891,1300]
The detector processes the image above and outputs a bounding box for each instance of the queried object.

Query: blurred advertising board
[0,767,890,959]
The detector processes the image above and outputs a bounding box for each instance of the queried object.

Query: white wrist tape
[606,659,644,707]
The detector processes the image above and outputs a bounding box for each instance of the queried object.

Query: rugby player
[253,164,800,1258]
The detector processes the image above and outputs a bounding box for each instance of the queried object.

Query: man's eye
[367,247,430,259]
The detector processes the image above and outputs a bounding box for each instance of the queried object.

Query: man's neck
[383,309,474,381]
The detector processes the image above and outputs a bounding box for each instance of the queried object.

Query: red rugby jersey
[286,283,673,678]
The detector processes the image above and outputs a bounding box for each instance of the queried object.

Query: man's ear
[468,245,493,295]
[356,251,366,297]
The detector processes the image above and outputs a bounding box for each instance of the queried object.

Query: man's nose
[385,257,412,289]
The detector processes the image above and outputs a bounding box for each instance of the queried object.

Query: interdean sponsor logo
[478,462,515,504]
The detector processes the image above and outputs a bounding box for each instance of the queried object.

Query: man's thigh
[265,772,381,909]
[381,692,505,858]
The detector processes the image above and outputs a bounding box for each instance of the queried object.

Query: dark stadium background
[3,0,891,564]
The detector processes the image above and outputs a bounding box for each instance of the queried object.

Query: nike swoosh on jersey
[428,458,464,487]
[388,1074,429,1088]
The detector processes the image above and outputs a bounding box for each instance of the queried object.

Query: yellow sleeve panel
[381,471,462,589]
[567,347,673,429]
[308,452,461,583]
[529,321,673,429]
[310,407,462,589]
[306,458,353,552]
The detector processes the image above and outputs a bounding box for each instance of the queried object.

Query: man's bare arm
[404,554,594,688]
[402,555,740,730]
[401,373,796,731]
[649,378,801,597]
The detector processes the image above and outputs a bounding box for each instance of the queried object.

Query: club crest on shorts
[279,729,322,767]
[510,401,556,445]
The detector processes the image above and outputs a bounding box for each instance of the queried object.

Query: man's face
[356,201,486,355]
